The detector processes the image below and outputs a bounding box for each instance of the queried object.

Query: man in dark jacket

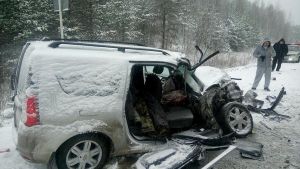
[272,38,288,71]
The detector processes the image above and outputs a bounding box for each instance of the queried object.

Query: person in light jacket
[252,38,276,91]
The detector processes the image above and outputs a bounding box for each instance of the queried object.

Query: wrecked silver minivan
[11,40,253,169]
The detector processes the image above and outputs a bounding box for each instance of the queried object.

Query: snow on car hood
[194,66,231,91]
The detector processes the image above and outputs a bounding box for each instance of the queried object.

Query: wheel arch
[49,131,115,167]
[55,131,114,155]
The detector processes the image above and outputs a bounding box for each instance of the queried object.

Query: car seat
[145,74,163,101]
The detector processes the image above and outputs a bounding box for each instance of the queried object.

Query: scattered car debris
[135,129,238,169]
[236,141,264,161]
[266,95,277,104]
[243,90,264,109]
[135,142,204,169]
[247,87,290,121]
[172,129,234,146]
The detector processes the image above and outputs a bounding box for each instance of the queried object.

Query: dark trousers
[272,56,283,71]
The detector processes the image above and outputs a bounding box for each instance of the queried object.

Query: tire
[56,134,109,169]
[218,102,253,137]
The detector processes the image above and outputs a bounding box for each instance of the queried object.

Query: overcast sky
[248,0,300,25]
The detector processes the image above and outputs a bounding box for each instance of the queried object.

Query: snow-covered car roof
[28,41,185,66]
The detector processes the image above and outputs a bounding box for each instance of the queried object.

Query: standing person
[252,38,276,91]
[272,38,288,71]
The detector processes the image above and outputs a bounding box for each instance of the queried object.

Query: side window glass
[145,66,171,78]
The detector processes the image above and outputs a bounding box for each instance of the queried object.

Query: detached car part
[247,87,290,121]
[236,140,264,160]
[135,129,236,169]
[135,142,204,169]
[172,129,234,147]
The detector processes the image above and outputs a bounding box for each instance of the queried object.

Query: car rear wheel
[219,102,253,137]
[56,134,109,169]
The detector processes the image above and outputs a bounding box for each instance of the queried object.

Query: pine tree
[0,0,21,45]
[16,0,58,40]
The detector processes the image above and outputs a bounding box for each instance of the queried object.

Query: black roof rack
[48,41,170,55]
[42,38,145,46]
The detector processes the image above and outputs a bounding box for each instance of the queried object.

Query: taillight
[25,96,40,127]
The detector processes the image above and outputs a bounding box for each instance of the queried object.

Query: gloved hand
[260,55,266,62]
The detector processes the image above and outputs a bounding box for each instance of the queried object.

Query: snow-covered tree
[15,0,57,40]
[92,0,144,42]
[0,0,21,45]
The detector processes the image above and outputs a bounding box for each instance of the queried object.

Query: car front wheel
[56,134,109,169]
[219,102,253,137]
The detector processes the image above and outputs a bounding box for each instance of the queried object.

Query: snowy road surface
[1,62,300,169]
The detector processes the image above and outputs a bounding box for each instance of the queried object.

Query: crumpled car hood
[194,66,231,91]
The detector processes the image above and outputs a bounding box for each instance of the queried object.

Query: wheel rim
[227,107,252,135]
[66,140,102,169]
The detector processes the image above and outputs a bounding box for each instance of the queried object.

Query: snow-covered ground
[1,62,300,169]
